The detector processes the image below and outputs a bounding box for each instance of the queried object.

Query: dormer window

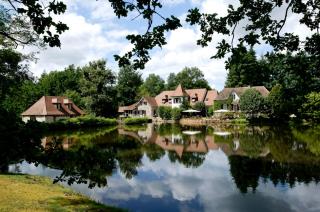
[56,103,61,110]
[232,93,236,100]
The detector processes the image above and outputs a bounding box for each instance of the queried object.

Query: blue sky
[25,0,310,91]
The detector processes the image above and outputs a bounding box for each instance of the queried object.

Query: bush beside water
[123,117,151,125]
[49,116,117,129]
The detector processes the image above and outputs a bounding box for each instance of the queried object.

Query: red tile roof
[118,97,157,112]
[216,86,269,100]
[119,84,220,112]
[185,88,207,105]
[21,96,85,116]
[204,90,218,106]
[172,84,188,96]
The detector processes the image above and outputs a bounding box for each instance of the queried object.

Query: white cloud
[161,0,187,6]
[144,27,227,90]
[25,12,130,76]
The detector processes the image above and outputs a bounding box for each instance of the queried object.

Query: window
[144,101,147,105]
[206,98,209,101]
[174,98,181,103]
[232,93,236,100]
[55,103,61,110]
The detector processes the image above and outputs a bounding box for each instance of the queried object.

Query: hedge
[48,115,117,130]
[123,117,151,125]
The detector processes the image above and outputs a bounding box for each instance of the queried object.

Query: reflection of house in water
[151,134,219,157]
[215,132,270,158]
[118,125,220,158]
[41,136,75,150]
[118,124,156,144]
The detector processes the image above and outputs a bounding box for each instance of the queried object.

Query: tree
[166,67,210,90]
[240,89,266,115]
[193,102,206,116]
[157,106,171,120]
[139,74,165,97]
[1,80,41,116]
[3,1,319,69]
[166,73,177,90]
[0,48,29,102]
[63,90,83,109]
[225,45,270,88]
[80,60,117,117]
[267,84,288,119]
[267,52,320,116]
[301,92,320,121]
[38,65,81,96]
[171,108,182,120]
[1,1,68,47]
[180,98,190,110]
[117,65,143,106]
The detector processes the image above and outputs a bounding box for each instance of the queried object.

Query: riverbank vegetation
[0,174,124,212]
[48,116,117,130]
[123,117,151,125]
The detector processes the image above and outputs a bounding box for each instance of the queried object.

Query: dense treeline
[225,45,320,121]
[0,47,211,119]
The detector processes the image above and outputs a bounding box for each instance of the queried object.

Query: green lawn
[0,174,126,212]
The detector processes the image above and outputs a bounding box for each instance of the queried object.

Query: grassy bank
[123,117,151,125]
[0,174,125,212]
[49,116,117,129]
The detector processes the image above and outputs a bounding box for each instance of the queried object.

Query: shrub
[157,106,172,120]
[240,88,266,115]
[193,102,206,116]
[301,92,320,122]
[231,118,248,124]
[48,115,117,130]
[171,108,182,120]
[214,101,222,111]
[123,117,151,125]
[207,106,214,116]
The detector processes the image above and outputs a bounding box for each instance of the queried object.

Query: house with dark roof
[118,84,218,118]
[21,96,85,123]
[215,86,269,111]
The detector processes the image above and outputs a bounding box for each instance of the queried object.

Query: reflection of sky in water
[9,149,320,212]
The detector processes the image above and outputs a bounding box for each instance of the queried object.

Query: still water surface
[6,124,320,212]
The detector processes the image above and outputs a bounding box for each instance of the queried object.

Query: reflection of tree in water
[45,135,144,186]
[46,145,116,188]
[143,143,165,161]
[238,133,268,158]
[168,151,206,168]
[0,119,44,173]
[157,124,183,136]
[116,149,143,179]
[229,155,320,194]
[292,126,320,156]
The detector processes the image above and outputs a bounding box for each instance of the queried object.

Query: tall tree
[38,65,81,96]
[166,73,177,90]
[166,67,210,90]
[225,45,270,88]
[117,65,143,106]
[240,89,266,115]
[3,1,319,69]
[80,60,117,117]
[0,49,28,101]
[267,52,320,115]
[139,74,165,97]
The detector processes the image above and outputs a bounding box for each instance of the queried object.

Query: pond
[2,124,320,212]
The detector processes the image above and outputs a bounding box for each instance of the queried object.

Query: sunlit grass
[0,174,125,212]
